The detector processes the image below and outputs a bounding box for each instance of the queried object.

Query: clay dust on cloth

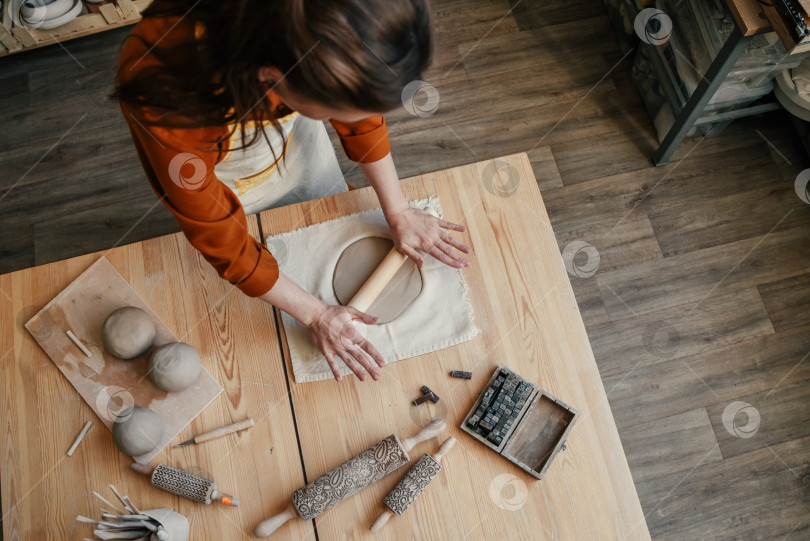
[266,197,480,383]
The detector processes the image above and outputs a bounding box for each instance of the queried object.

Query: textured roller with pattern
[292,434,409,520]
[151,464,217,504]
[384,454,442,515]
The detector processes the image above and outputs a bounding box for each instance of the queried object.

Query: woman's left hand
[387,207,471,268]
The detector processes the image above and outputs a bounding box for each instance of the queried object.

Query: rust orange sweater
[118,17,391,297]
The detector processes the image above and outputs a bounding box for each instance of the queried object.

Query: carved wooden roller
[370,436,456,532]
[254,419,446,538]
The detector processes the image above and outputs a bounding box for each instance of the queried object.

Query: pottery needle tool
[130,462,241,507]
[66,329,92,357]
[254,419,446,538]
[67,421,93,456]
[173,417,255,448]
[370,436,456,532]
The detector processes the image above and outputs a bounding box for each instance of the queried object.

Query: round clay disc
[102,306,157,360]
[332,237,423,324]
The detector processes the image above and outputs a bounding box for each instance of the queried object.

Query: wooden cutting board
[24,256,223,463]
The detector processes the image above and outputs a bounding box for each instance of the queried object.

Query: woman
[116,0,470,382]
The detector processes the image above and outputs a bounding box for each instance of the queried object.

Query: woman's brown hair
[115,0,432,152]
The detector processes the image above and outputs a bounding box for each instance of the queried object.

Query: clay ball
[102,306,156,359]
[112,406,163,457]
[148,342,202,392]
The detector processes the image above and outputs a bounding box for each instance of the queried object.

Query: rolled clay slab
[149,342,202,392]
[333,237,423,324]
[102,306,156,359]
[112,406,163,457]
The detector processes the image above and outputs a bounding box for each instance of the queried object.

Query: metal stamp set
[461,366,579,479]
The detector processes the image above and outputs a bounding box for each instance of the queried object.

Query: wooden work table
[0,153,649,539]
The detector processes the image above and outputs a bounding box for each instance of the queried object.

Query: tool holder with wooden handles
[347,205,440,313]
[253,419,446,538]
[370,436,456,532]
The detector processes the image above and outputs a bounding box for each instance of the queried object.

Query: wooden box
[0,0,150,57]
[460,366,578,480]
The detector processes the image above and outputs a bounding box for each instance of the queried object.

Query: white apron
[214,112,347,215]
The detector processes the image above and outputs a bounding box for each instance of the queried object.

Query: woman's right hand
[306,304,386,382]
[260,273,386,382]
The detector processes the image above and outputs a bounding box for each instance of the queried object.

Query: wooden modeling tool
[173,418,254,448]
[347,205,440,313]
[66,329,92,357]
[79,485,189,540]
[370,436,456,532]
[254,419,446,538]
[130,463,240,507]
[67,421,93,456]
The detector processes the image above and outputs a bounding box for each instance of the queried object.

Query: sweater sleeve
[121,107,280,297]
[329,115,391,163]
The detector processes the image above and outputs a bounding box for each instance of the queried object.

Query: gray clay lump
[112,406,163,457]
[149,342,202,392]
[102,306,156,359]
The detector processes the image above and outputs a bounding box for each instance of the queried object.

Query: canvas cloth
[266,197,480,383]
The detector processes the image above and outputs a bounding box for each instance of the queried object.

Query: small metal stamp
[412,394,432,406]
[420,385,439,403]
[450,370,472,379]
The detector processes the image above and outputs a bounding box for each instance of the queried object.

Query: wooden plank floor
[2,0,810,538]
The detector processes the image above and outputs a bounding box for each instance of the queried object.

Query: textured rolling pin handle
[432,436,456,463]
[370,509,395,533]
[401,418,445,452]
[254,503,299,538]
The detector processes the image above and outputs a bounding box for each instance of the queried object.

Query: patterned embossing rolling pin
[130,463,240,506]
[254,419,446,538]
[369,436,456,532]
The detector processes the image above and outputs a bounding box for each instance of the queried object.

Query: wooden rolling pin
[370,436,456,532]
[254,419,446,538]
[347,205,440,313]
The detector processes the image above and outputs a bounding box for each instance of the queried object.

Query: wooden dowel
[67,421,92,456]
